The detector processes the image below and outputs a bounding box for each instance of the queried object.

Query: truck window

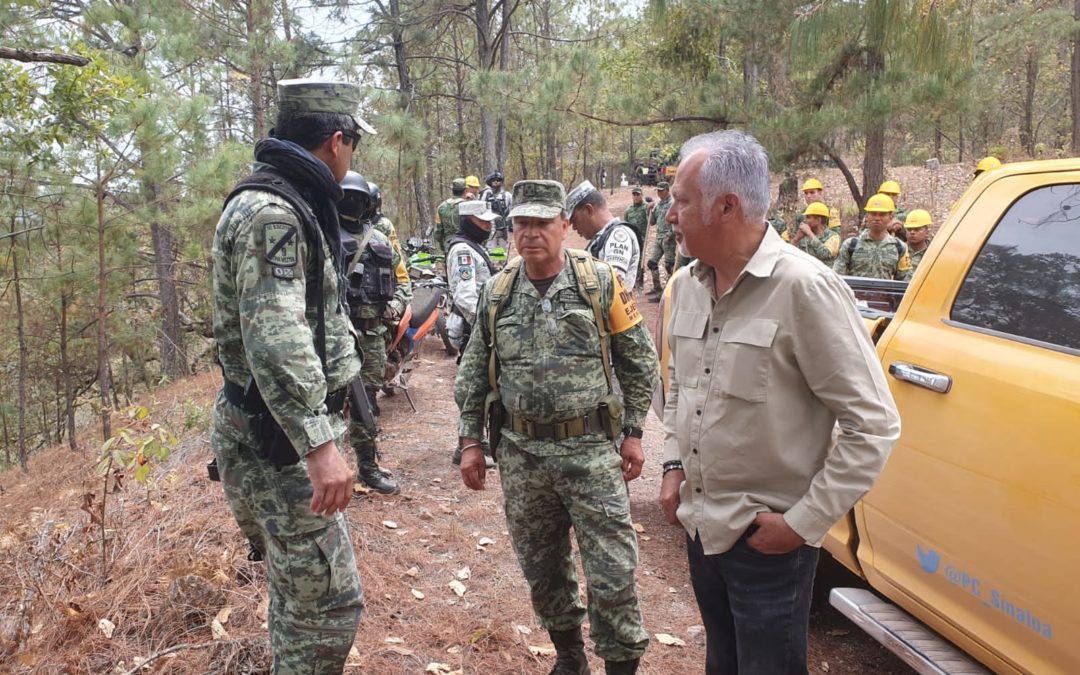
[950,183,1080,352]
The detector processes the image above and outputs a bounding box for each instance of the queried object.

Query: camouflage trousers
[647,230,675,274]
[356,324,388,390]
[212,430,364,674]
[497,439,649,662]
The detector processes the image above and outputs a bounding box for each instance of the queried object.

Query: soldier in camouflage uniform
[434,177,467,258]
[646,181,674,299]
[366,182,405,259]
[455,180,659,675]
[902,209,933,272]
[623,187,649,287]
[788,201,841,266]
[210,79,370,674]
[339,171,412,495]
[789,178,843,238]
[834,193,913,281]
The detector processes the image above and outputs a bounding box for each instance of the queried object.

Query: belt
[223,378,346,416]
[507,410,605,441]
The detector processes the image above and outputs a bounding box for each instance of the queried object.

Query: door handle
[888,362,952,393]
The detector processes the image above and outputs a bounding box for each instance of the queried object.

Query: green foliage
[97,406,177,485]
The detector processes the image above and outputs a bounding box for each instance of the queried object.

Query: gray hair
[679,130,771,222]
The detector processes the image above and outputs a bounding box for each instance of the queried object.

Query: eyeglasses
[340,129,361,147]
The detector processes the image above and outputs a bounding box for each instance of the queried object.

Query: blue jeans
[687,530,819,674]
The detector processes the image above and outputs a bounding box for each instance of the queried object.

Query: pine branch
[0,46,90,67]
[821,143,862,207]
[560,106,731,128]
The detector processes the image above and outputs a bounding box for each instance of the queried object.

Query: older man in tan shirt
[658,130,900,675]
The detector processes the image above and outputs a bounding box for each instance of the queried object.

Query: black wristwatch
[623,426,643,439]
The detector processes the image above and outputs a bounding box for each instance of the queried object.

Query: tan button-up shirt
[663,226,900,555]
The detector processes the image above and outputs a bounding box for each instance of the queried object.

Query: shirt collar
[691,224,782,296]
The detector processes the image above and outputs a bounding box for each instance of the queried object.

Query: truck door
[859,176,1080,673]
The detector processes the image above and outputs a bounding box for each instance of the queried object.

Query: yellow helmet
[465,175,481,188]
[801,178,823,192]
[904,209,932,229]
[803,201,830,218]
[878,180,901,196]
[975,156,1002,174]
[864,193,896,213]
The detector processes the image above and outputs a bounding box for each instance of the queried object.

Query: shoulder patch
[457,252,473,267]
[612,228,629,242]
[459,266,473,281]
[264,222,298,279]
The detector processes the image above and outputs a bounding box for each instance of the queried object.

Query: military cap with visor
[656,181,671,190]
[451,177,467,191]
[276,78,376,135]
[458,200,499,222]
[631,186,643,194]
[565,179,599,216]
[509,180,566,219]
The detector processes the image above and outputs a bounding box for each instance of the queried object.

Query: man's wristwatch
[622,426,643,439]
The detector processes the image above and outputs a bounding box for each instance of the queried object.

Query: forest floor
[0,162,978,674]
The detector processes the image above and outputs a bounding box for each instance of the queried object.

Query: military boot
[604,658,639,675]
[548,627,591,675]
[649,265,663,295]
[355,442,399,495]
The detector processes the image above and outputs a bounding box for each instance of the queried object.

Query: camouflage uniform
[373,214,404,259]
[908,239,931,272]
[434,195,464,258]
[793,228,841,266]
[455,182,658,665]
[211,80,368,675]
[833,230,913,281]
[646,193,674,292]
[624,200,649,287]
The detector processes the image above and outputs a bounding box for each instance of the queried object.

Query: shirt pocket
[494,310,531,362]
[555,307,601,358]
[715,317,778,402]
[670,310,709,389]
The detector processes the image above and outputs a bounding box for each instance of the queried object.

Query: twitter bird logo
[917,545,941,574]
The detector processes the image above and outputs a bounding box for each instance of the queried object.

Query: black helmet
[340,171,372,223]
[368,181,383,213]
[485,171,504,186]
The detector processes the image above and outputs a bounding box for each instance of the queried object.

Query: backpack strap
[847,236,859,256]
[567,248,613,393]
[487,256,524,391]
[226,171,328,371]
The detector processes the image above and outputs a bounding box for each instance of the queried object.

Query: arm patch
[264,222,298,279]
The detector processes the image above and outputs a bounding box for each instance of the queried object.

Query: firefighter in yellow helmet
[903,209,933,272]
[877,179,908,228]
[464,174,481,199]
[784,177,842,239]
[789,201,841,265]
[834,194,912,281]
[974,156,1002,177]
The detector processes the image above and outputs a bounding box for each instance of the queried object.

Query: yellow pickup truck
[654,159,1080,673]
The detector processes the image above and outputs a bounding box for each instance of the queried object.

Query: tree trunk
[388,0,432,233]
[476,0,497,172]
[95,174,112,442]
[10,218,29,472]
[496,0,511,171]
[60,292,78,451]
[1071,0,1080,153]
[246,0,267,140]
[150,215,186,379]
[861,46,886,208]
[1020,44,1038,156]
[742,52,759,106]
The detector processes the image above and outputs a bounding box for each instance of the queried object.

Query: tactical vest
[448,234,497,275]
[342,226,395,312]
[484,189,511,218]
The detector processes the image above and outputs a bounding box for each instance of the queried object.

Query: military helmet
[904,209,932,229]
[803,201,830,219]
[368,182,383,211]
[465,175,481,189]
[878,180,901,196]
[341,170,370,195]
[485,171,504,185]
[864,193,896,213]
[975,156,1002,175]
[801,178,824,192]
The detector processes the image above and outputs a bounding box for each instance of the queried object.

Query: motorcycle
[405,237,456,356]
[383,272,449,412]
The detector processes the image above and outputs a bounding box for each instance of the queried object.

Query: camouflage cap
[458,199,498,221]
[509,180,566,219]
[276,78,376,135]
[631,186,643,194]
[451,177,467,191]
[657,181,670,190]
[565,179,598,215]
